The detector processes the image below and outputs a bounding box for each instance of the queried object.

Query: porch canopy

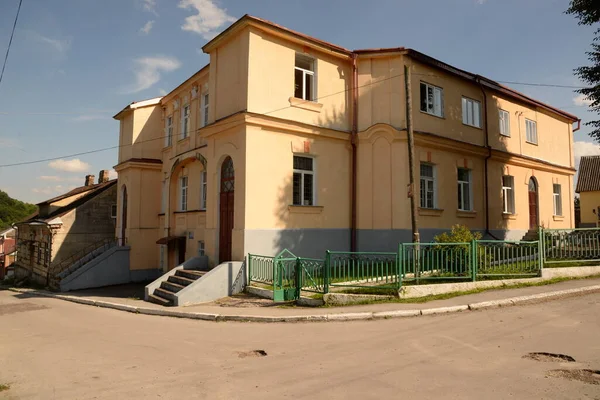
[156,236,185,245]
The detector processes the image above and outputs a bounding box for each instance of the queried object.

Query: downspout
[351,53,358,252]
[477,77,499,240]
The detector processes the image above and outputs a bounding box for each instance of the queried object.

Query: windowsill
[418,208,444,217]
[419,110,445,120]
[288,205,324,214]
[158,213,165,216]
[174,209,206,214]
[553,215,565,221]
[525,141,538,146]
[457,210,477,218]
[162,145,172,151]
[178,136,190,143]
[502,213,518,220]
[462,123,482,130]
[288,97,323,113]
[500,134,511,138]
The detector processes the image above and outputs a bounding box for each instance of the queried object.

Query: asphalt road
[0,289,599,399]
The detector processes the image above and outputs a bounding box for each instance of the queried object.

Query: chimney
[85,175,95,186]
[98,170,110,184]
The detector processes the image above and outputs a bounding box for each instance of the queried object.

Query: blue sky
[0,0,598,203]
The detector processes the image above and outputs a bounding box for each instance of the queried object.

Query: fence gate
[273,249,299,302]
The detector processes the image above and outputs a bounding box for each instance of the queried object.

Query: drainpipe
[351,53,358,252]
[477,77,499,240]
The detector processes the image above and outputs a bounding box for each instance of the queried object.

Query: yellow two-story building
[114,15,579,274]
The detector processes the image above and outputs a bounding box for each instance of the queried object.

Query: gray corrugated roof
[576,155,600,193]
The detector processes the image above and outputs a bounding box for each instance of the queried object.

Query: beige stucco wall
[247,28,351,132]
[580,191,600,226]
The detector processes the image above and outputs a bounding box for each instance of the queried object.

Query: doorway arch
[528,177,538,230]
[219,157,235,262]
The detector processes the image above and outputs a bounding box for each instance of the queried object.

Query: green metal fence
[327,251,401,290]
[399,242,474,283]
[542,228,600,264]
[476,240,541,277]
[298,257,326,294]
[248,254,276,284]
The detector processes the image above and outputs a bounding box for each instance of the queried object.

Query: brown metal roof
[576,155,600,193]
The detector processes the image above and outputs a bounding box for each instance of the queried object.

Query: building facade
[576,155,600,227]
[114,15,578,272]
[14,172,118,286]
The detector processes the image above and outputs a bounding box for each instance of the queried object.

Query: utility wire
[0,0,23,91]
[0,72,583,168]
[496,81,584,89]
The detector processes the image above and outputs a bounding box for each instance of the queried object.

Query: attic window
[294,54,315,101]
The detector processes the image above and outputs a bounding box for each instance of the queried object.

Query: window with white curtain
[502,175,515,214]
[499,109,510,136]
[553,184,562,216]
[457,168,472,211]
[420,163,436,209]
[462,97,481,128]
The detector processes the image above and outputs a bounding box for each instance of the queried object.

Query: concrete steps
[521,230,540,242]
[147,269,206,307]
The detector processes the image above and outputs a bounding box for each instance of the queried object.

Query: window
[293,156,314,206]
[111,204,117,219]
[200,171,207,210]
[420,82,444,117]
[499,109,510,136]
[502,175,515,214]
[197,240,205,257]
[165,116,173,146]
[294,54,315,101]
[180,176,188,211]
[461,97,481,128]
[553,184,562,216]
[181,105,190,139]
[525,119,537,144]
[420,163,436,209]
[457,168,472,211]
[202,93,209,127]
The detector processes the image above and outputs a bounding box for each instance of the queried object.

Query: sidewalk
[6,278,600,322]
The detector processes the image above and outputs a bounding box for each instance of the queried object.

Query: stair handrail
[49,237,117,278]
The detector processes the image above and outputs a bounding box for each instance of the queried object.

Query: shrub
[434,224,482,243]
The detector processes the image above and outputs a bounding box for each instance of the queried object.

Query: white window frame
[201,93,209,127]
[180,105,190,139]
[294,54,316,101]
[165,115,173,147]
[180,176,188,211]
[525,119,538,144]
[553,184,562,216]
[110,204,117,219]
[420,82,444,117]
[292,155,315,206]
[200,171,207,210]
[461,97,481,128]
[197,240,205,257]
[499,109,510,137]
[457,168,472,211]
[420,163,436,209]
[502,175,515,214]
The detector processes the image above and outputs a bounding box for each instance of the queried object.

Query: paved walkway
[6,278,600,321]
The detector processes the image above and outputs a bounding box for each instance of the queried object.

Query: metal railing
[247,254,276,284]
[49,237,117,282]
[400,242,474,283]
[327,251,400,290]
[542,228,600,264]
[476,240,541,277]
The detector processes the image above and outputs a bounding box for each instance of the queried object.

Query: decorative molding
[456,210,477,218]
[288,205,324,214]
[418,208,444,217]
[502,213,518,220]
[288,97,323,113]
[191,86,198,99]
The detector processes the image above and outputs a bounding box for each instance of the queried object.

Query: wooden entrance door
[121,186,128,246]
[528,178,538,230]
[219,157,235,262]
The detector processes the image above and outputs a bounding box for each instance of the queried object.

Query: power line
[496,80,584,89]
[0,0,23,90]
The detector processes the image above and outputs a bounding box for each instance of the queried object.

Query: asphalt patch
[523,352,576,362]
[238,350,268,358]
[547,369,600,385]
[0,302,49,316]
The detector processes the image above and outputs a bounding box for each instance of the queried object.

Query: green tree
[567,0,600,141]
[0,190,37,229]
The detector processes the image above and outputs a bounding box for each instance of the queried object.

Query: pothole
[523,352,576,362]
[547,369,600,385]
[237,350,267,358]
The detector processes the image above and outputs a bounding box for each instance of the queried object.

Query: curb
[5,284,600,323]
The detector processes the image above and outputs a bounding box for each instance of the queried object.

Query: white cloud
[34,33,72,54]
[70,114,107,122]
[158,88,167,96]
[140,20,155,35]
[32,185,65,195]
[122,56,181,94]
[573,94,593,107]
[37,175,82,182]
[48,158,91,173]
[142,0,158,15]
[178,0,236,40]
[108,169,118,180]
[574,141,600,171]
